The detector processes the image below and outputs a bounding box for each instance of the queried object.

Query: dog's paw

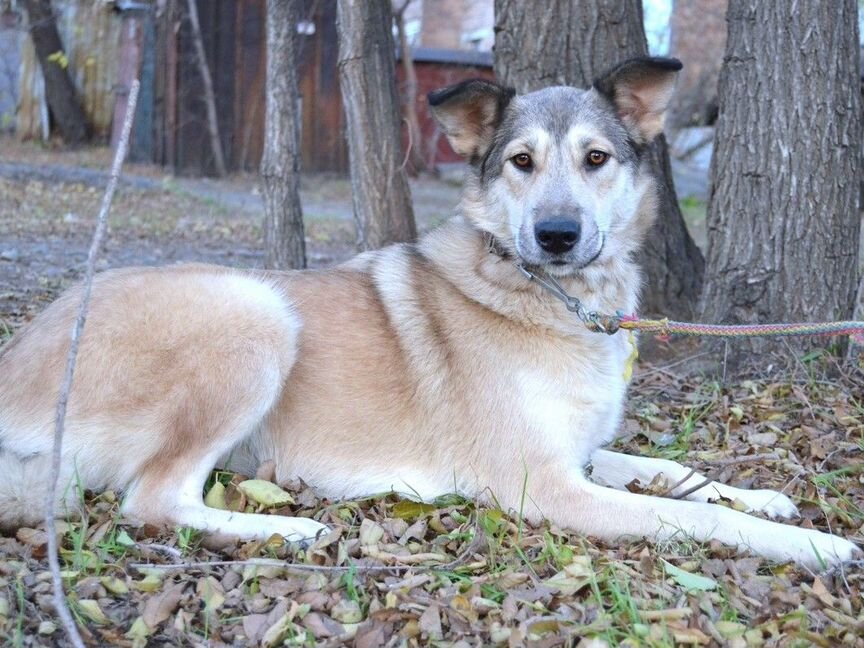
[734,488,799,519]
[770,528,861,570]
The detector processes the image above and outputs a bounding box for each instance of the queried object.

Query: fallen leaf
[77,599,109,624]
[661,560,718,591]
[237,479,295,507]
[142,582,185,628]
[204,481,228,510]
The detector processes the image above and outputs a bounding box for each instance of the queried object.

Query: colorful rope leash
[517,265,864,345]
[616,316,864,345]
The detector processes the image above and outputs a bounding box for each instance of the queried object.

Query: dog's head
[428,57,681,275]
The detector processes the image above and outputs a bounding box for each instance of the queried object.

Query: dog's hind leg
[589,449,799,519]
[120,285,328,545]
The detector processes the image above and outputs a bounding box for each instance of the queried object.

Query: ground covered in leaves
[2,367,863,647]
[1,140,863,646]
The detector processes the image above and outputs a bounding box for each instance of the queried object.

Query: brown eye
[511,153,533,170]
[587,150,609,167]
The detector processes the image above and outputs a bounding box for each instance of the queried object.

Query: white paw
[733,488,799,519]
[768,528,861,570]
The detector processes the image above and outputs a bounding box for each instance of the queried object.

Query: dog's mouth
[538,236,605,274]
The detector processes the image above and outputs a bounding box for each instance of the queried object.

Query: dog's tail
[0,448,62,532]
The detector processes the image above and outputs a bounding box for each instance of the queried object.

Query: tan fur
[0,71,859,568]
[0,216,858,567]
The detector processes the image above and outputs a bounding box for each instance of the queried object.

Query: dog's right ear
[427,79,515,162]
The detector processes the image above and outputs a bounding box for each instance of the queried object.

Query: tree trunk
[668,0,727,128]
[186,0,227,177]
[261,0,306,270]
[337,0,417,250]
[700,0,861,365]
[22,0,88,145]
[394,0,427,175]
[494,0,705,319]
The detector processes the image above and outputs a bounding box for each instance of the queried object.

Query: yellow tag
[623,331,638,382]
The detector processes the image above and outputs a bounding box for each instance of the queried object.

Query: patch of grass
[678,196,706,249]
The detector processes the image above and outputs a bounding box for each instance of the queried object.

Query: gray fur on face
[478,87,641,185]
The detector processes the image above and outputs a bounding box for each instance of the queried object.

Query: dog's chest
[507,333,630,466]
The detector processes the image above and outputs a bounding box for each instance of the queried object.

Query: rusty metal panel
[232,0,265,170]
[298,0,347,173]
[17,0,123,142]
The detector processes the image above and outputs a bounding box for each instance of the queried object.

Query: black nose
[534,218,581,254]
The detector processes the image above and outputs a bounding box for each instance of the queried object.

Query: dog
[0,57,858,569]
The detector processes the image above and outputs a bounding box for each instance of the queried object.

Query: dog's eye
[511,153,533,171]
[586,150,609,168]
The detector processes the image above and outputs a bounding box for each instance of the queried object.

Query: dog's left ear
[594,57,683,143]
[427,79,515,162]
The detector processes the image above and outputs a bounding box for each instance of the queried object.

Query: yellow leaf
[237,479,295,507]
[77,599,109,624]
[392,499,437,520]
[100,576,129,596]
[204,481,228,510]
[125,616,151,646]
[46,50,69,69]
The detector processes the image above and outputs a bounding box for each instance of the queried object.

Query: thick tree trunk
[261,0,306,269]
[700,0,861,365]
[186,0,227,177]
[494,0,705,319]
[337,0,417,250]
[23,0,88,145]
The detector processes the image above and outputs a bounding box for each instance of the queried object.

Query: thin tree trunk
[700,0,861,365]
[186,0,227,177]
[261,0,306,269]
[394,0,427,175]
[22,0,88,145]
[337,0,416,250]
[494,0,705,319]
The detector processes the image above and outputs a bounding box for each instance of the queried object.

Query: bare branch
[44,79,140,648]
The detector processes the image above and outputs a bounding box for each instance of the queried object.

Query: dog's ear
[593,57,683,143]
[427,79,515,161]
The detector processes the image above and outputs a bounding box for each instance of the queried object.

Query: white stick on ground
[44,80,140,648]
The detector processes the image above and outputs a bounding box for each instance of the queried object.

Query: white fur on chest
[514,333,630,468]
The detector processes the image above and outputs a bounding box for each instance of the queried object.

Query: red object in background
[396,48,494,167]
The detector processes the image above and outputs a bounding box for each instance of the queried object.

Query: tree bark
[337,0,417,250]
[668,0,727,128]
[394,0,427,175]
[185,0,227,177]
[700,0,861,365]
[494,0,705,319]
[22,0,88,145]
[261,0,306,269]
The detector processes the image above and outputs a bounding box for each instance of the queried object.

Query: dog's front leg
[524,465,858,569]
[588,449,799,519]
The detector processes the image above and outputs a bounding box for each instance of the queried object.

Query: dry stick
[667,453,784,500]
[129,519,487,575]
[44,80,140,648]
[186,0,227,177]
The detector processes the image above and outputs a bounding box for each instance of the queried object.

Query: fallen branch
[44,79,140,648]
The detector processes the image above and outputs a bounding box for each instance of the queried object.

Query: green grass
[678,196,707,250]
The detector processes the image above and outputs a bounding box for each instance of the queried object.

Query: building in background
[1,0,751,176]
